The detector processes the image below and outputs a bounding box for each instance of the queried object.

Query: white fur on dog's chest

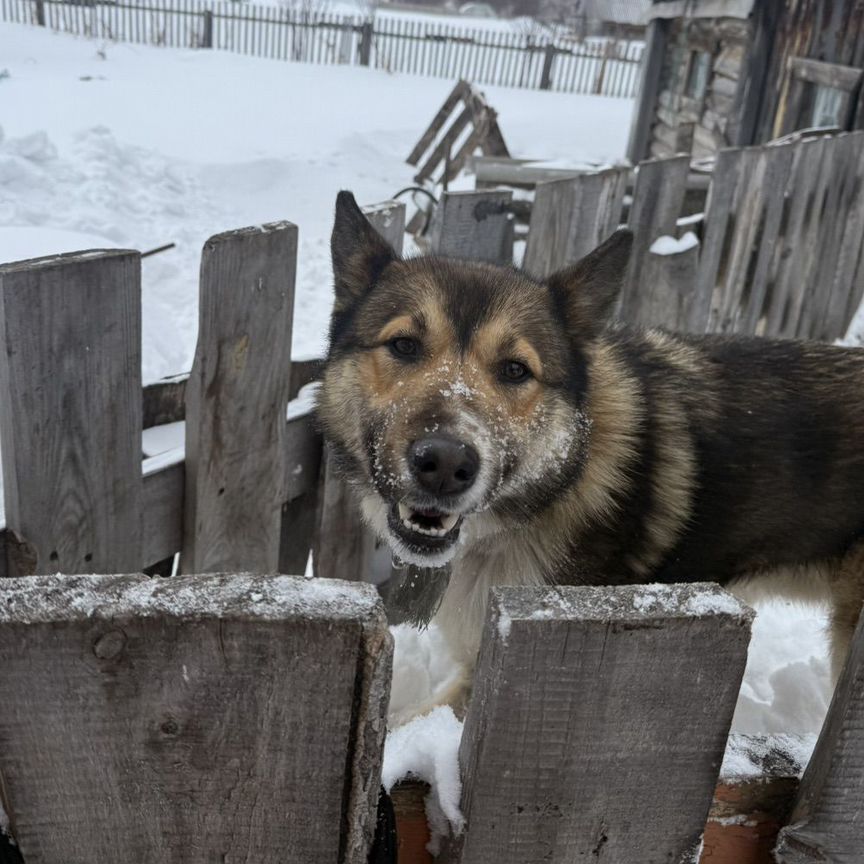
[434,529,550,669]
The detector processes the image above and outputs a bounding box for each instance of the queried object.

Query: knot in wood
[93,629,127,660]
[160,718,180,736]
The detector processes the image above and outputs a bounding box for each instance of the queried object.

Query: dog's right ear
[331,191,398,312]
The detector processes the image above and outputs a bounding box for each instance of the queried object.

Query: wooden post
[626,18,670,163]
[359,20,373,66]
[775,608,864,863]
[0,572,392,863]
[443,583,753,863]
[183,222,297,573]
[0,250,143,576]
[523,167,628,278]
[34,0,45,26]
[618,154,691,322]
[314,202,405,584]
[200,9,213,48]
[428,190,513,265]
[629,237,700,331]
[539,43,556,90]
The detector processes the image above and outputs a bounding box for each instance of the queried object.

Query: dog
[317,190,864,715]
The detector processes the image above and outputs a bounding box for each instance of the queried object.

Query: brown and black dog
[317,191,864,712]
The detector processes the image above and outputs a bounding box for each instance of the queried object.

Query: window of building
[685,50,712,101]
[781,58,863,134]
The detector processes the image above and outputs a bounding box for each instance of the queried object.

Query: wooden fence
[0,0,643,97]
[520,129,864,342]
[0,193,863,862]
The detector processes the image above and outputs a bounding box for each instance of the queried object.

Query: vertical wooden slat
[443,584,752,864]
[0,572,392,864]
[182,222,297,573]
[619,154,690,321]
[775,606,864,863]
[628,239,701,331]
[313,202,405,585]
[524,167,628,279]
[0,250,142,576]
[428,190,513,265]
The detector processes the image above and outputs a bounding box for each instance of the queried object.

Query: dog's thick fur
[318,191,864,712]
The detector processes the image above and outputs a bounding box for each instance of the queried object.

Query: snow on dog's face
[318,192,632,567]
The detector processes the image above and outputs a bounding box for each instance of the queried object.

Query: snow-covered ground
[0,19,837,834]
[0,22,630,382]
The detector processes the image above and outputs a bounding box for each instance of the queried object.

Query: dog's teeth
[398,503,412,521]
[440,513,458,531]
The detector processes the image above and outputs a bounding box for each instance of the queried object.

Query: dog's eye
[389,337,419,359]
[502,360,531,383]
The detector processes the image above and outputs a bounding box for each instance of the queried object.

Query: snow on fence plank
[523,166,628,278]
[314,201,405,584]
[182,221,297,574]
[428,190,514,266]
[442,583,753,864]
[0,250,143,577]
[0,571,392,863]
[775,607,864,863]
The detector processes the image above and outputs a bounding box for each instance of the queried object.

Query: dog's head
[317,191,632,568]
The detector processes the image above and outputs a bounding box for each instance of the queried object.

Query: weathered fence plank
[428,190,513,265]
[523,167,627,278]
[775,608,864,863]
[314,202,405,584]
[444,583,752,864]
[183,221,297,573]
[619,154,690,321]
[0,572,392,863]
[0,250,142,576]
[628,236,700,330]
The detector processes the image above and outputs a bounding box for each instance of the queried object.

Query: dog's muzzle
[385,434,480,563]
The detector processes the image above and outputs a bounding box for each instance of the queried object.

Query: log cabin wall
[649,16,752,159]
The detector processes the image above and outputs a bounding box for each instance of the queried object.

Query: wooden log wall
[649,17,752,160]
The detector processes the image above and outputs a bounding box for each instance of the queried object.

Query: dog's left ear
[546,229,632,339]
[331,190,398,311]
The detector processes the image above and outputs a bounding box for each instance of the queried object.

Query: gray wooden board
[524,168,628,279]
[429,190,513,265]
[183,222,297,573]
[406,80,470,166]
[0,250,142,576]
[775,601,864,863]
[313,202,405,584]
[445,583,753,864]
[0,572,392,864]
[691,146,744,332]
[619,154,690,322]
[632,242,700,331]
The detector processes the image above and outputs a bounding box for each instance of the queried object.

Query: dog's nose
[408,435,480,496]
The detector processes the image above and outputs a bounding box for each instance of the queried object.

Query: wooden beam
[0,572,392,863]
[775,600,864,863]
[627,237,700,331]
[183,222,298,573]
[443,583,752,863]
[626,18,671,164]
[0,250,142,576]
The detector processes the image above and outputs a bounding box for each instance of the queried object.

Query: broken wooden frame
[406,79,509,188]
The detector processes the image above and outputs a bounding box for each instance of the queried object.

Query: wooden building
[627,0,864,162]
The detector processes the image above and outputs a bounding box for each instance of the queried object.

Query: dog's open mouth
[387,501,463,553]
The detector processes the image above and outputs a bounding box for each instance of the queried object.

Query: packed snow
[650,231,700,256]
